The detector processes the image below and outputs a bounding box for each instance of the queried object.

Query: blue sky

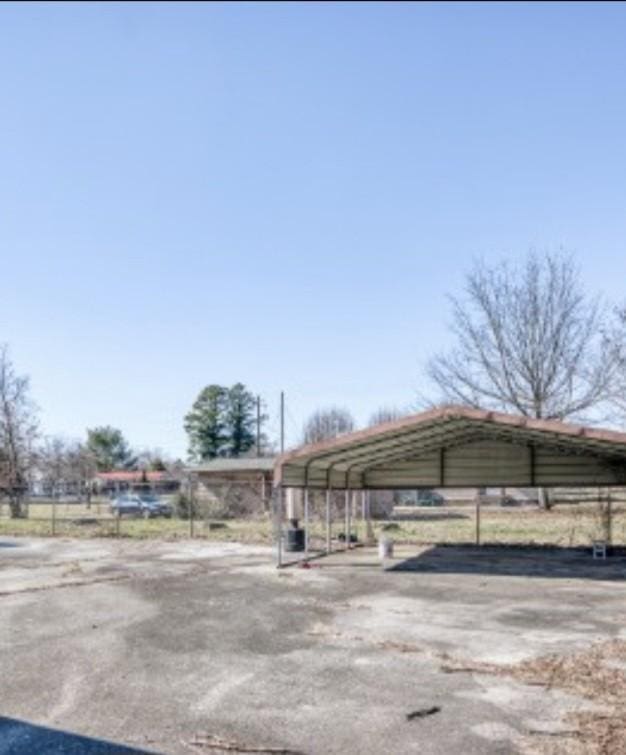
[2,2,626,457]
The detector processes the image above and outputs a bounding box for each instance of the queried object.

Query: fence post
[116,509,120,537]
[188,477,195,538]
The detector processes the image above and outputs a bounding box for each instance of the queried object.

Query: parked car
[110,494,172,518]
[416,489,444,507]
[110,494,143,517]
[138,494,172,518]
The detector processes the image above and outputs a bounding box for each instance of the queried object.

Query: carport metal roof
[274,406,626,490]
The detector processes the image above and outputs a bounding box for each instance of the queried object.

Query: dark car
[138,494,172,518]
[416,489,444,507]
[110,494,172,518]
[110,494,143,517]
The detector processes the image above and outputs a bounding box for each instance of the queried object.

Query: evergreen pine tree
[184,385,228,460]
[225,383,257,457]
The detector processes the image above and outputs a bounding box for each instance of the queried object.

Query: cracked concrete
[1,537,625,754]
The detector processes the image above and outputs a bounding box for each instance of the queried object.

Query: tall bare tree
[38,437,69,498]
[66,442,98,503]
[0,346,38,517]
[427,251,616,510]
[302,407,355,445]
[608,305,626,421]
[427,251,614,421]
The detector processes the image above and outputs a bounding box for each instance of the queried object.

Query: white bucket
[378,538,394,560]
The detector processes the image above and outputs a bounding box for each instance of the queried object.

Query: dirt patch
[440,639,626,754]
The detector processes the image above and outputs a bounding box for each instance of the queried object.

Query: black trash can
[285,527,305,552]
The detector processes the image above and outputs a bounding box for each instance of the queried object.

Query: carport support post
[304,487,309,558]
[361,490,366,542]
[325,488,331,554]
[345,489,351,550]
[475,494,481,546]
[365,490,374,544]
[275,486,284,568]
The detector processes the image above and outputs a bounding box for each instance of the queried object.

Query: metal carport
[272,406,626,566]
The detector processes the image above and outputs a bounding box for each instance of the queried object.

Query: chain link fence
[1,485,625,551]
[366,488,626,549]
[0,478,271,541]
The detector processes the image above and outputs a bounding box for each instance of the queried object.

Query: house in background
[190,457,275,512]
[94,470,180,497]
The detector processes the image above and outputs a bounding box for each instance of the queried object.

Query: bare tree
[368,406,408,427]
[0,346,38,517]
[302,407,355,445]
[38,437,97,504]
[65,441,97,504]
[38,437,69,498]
[427,251,614,421]
[608,305,626,421]
[136,447,171,472]
[427,251,616,510]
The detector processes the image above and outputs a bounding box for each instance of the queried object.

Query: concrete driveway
[1,537,625,754]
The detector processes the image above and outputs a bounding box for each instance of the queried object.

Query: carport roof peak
[279,405,626,461]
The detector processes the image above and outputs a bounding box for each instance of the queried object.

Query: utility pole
[256,395,261,457]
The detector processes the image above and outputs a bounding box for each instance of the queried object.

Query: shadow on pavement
[0,716,158,755]
[389,544,626,580]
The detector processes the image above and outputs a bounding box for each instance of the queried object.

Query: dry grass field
[1,498,625,548]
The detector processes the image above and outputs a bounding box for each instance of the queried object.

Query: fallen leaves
[440,639,626,755]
